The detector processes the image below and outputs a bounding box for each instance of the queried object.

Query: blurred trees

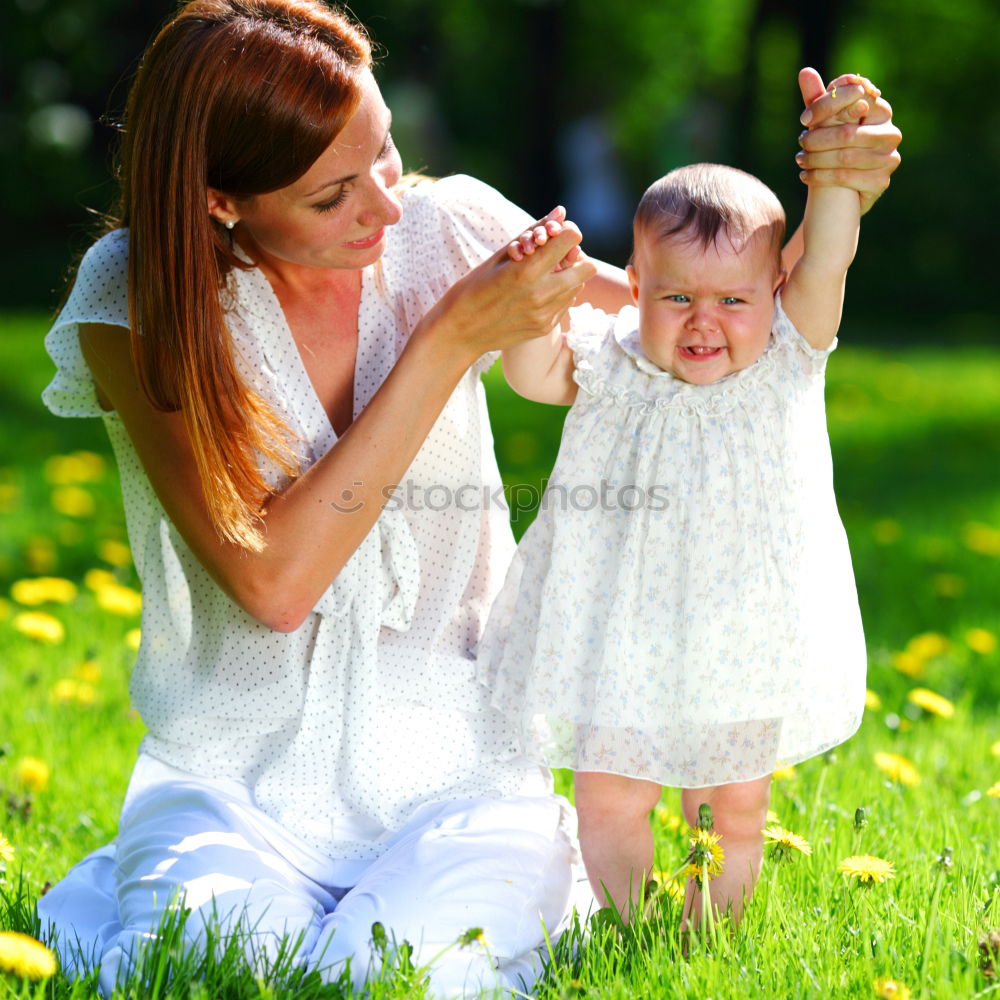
[2,0,996,343]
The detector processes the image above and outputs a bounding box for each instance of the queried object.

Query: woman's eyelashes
[312,134,395,214]
[314,189,348,213]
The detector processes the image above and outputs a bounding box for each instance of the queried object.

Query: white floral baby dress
[479,299,867,788]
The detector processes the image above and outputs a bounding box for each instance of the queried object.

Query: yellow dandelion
[837,855,896,884]
[49,679,96,707]
[932,573,964,597]
[992,741,1000,758]
[906,632,950,660]
[51,485,96,518]
[891,651,923,678]
[865,689,883,711]
[874,751,921,787]
[96,583,142,617]
[873,977,912,999]
[906,687,954,719]
[963,522,1000,557]
[12,611,64,644]
[125,628,142,651]
[772,764,798,781]
[763,825,812,861]
[650,871,686,903]
[10,577,77,607]
[987,783,1000,799]
[0,931,58,980]
[457,927,489,948]
[43,451,106,485]
[98,539,132,568]
[73,660,102,684]
[967,628,997,655]
[83,568,118,592]
[0,834,14,865]
[50,678,81,704]
[685,828,725,884]
[653,805,684,833]
[872,519,902,545]
[766,809,780,824]
[15,757,50,793]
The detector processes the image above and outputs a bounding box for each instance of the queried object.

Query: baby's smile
[679,345,725,358]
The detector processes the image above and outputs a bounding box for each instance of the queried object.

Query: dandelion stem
[701,858,712,939]
[918,848,952,995]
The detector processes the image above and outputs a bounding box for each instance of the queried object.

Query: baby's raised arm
[781,74,880,350]
[501,209,581,405]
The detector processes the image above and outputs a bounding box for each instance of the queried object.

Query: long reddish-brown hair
[111,0,372,550]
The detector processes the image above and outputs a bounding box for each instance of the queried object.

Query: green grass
[1,312,999,998]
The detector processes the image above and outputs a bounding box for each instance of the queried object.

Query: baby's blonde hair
[633,164,786,272]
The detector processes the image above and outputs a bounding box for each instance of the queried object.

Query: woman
[38,1,901,995]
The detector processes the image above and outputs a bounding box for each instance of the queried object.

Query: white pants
[38,757,592,998]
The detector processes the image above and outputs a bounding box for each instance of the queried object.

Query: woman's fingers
[854,93,893,126]
[501,227,596,335]
[799,117,902,163]
[797,140,901,215]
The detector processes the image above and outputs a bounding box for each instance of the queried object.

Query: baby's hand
[506,207,584,272]
[808,73,882,128]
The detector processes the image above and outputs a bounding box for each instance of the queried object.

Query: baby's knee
[575,773,661,828]
[685,776,771,840]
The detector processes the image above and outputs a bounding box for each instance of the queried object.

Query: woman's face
[223,71,404,273]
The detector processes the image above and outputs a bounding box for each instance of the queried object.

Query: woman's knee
[183,877,325,969]
[103,876,325,994]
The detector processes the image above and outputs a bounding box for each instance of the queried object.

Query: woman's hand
[796,67,902,215]
[416,213,597,365]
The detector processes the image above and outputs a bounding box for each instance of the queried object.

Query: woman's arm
[81,227,595,633]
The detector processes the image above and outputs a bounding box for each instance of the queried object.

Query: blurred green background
[1,0,998,347]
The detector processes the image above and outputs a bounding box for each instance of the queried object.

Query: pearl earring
[225,220,236,230]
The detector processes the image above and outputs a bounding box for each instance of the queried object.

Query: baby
[480,76,877,923]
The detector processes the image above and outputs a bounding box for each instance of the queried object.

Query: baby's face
[627,231,782,385]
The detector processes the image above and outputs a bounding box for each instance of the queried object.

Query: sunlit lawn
[1,311,998,997]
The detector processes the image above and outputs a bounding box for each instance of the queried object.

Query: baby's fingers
[518,222,585,277]
[506,239,526,262]
[827,72,880,99]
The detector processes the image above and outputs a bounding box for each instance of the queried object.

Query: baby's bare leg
[574,771,662,918]
[681,774,772,925]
